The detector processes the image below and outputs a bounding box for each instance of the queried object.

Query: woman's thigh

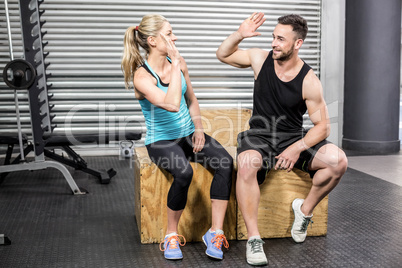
[146,139,192,175]
[192,134,233,170]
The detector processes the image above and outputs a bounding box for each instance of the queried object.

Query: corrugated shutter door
[0,0,321,150]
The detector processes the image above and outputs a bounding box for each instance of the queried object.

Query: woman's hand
[237,12,266,39]
[160,33,181,64]
[192,129,205,153]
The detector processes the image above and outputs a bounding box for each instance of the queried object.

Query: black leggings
[146,133,233,211]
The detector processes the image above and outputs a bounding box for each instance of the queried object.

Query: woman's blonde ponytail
[121,26,143,89]
[121,14,168,89]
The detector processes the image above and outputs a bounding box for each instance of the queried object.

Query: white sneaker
[291,198,313,243]
[246,236,268,266]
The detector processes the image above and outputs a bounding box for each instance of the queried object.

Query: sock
[165,232,178,239]
[209,228,224,235]
[248,235,261,241]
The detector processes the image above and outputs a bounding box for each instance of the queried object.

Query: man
[216,12,348,266]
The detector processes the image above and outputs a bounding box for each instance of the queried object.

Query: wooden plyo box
[134,109,250,244]
[134,146,237,244]
[133,108,328,243]
[237,168,328,240]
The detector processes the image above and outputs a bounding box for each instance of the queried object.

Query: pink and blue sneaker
[159,233,186,260]
[202,229,229,260]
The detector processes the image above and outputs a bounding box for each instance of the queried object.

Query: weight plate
[2,59,36,90]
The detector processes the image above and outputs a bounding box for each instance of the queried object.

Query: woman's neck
[147,53,169,73]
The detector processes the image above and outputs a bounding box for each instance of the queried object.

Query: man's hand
[274,144,302,172]
[192,129,205,153]
[237,12,266,39]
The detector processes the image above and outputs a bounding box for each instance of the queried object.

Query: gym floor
[0,152,401,268]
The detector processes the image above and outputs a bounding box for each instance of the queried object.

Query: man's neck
[274,54,301,72]
[274,54,304,82]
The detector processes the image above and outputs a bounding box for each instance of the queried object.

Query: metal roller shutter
[0,0,321,151]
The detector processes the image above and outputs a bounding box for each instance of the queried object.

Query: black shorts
[237,129,330,184]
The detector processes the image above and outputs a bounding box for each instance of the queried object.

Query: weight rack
[1,0,140,193]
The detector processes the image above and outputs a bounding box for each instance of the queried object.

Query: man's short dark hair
[277,14,308,41]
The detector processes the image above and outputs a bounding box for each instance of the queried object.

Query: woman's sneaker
[159,233,186,260]
[246,236,268,266]
[202,229,229,260]
[291,198,313,243]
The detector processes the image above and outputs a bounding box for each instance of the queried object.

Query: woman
[121,14,233,261]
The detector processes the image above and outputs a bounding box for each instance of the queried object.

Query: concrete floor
[1,155,401,268]
[347,150,402,186]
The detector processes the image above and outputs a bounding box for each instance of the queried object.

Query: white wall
[320,0,346,146]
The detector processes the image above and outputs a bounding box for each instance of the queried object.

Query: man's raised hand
[237,12,266,39]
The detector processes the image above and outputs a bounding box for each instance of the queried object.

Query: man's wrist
[234,30,245,41]
[298,139,309,152]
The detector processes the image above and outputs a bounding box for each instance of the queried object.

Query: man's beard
[272,45,294,62]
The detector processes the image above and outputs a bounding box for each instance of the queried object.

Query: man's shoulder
[302,69,323,101]
[249,48,269,59]
[303,69,320,85]
[249,49,270,77]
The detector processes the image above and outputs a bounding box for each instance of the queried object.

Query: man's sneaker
[159,233,186,260]
[246,236,268,266]
[202,229,229,260]
[291,198,313,243]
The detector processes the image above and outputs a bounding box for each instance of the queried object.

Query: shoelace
[248,239,265,254]
[159,234,186,252]
[211,234,229,250]
[300,217,314,232]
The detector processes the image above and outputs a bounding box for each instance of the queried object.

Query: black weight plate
[2,59,36,90]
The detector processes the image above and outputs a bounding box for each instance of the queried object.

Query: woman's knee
[214,155,234,177]
[173,165,193,189]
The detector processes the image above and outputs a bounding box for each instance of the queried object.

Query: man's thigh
[293,139,330,178]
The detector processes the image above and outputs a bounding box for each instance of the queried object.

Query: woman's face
[152,21,177,53]
[159,22,177,43]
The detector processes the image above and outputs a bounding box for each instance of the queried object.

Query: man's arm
[275,70,330,171]
[216,12,266,69]
[302,70,331,149]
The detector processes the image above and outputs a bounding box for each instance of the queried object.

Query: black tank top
[250,50,312,133]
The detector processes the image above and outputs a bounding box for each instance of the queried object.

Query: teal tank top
[138,58,195,145]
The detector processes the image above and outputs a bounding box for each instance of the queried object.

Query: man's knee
[334,150,348,177]
[315,144,347,169]
[237,150,262,182]
[324,148,347,177]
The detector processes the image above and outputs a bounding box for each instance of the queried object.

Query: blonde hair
[121,14,168,89]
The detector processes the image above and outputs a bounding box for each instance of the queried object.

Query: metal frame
[0,0,85,195]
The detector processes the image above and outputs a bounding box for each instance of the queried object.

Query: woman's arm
[181,59,205,153]
[133,33,182,112]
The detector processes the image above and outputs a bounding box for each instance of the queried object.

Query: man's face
[271,24,298,61]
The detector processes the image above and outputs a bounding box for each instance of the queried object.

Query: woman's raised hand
[238,12,266,39]
[160,33,181,63]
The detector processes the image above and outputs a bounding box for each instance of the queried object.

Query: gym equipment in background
[0,0,141,191]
